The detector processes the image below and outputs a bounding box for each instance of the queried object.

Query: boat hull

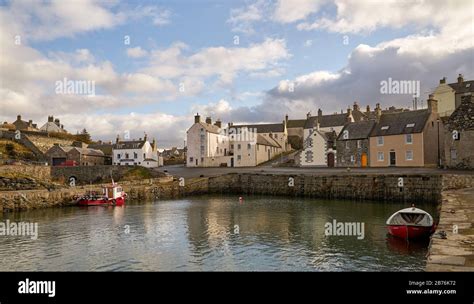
[387,225,434,239]
[77,196,126,207]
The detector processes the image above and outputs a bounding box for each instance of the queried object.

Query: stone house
[369,95,443,167]
[39,116,67,133]
[336,120,376,167]
[432,74,474,117]
[443,95,474,169]
[45,141,105,166]
[12,115,39,131]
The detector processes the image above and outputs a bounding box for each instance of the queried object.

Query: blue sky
[0,0,472,147]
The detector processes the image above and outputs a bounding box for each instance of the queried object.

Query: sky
[0,0,473,148]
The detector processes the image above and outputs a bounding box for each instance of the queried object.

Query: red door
[327,152,335,167]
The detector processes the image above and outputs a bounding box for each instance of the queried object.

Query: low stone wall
[0,165,51,180]
[207,173,443,203]
[50,165,130,184]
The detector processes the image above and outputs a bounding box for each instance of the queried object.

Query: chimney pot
[205,117,212,124]
[194,113,201,124]
[318,108,322,117]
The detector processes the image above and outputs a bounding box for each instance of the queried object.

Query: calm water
[0,196,437,271]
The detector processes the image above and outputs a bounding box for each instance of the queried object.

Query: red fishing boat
[76,183,127,206]
[386,206,435,239]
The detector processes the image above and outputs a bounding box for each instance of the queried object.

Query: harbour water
[0,196,437,271]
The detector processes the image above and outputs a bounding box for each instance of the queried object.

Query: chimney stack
[375,103,382,121]
[17,115,21,121]
[205,117,212,124]
[366,105,370,114]
[116,134,120,144]
[54,118,60,126]
[48,116,54,122]
[28,120,33,126]
[427,94,438,113]
[318,108,322,117]
[353,102,360,111]
[194,113,201,124]
[306,112,311,119]
[440,77,446,84]
[346,108,353,122]
[214,119,222,128]
[457,74,464,85]
[285,114,288,123]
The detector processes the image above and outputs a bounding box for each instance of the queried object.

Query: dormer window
[406,123,415,128]
[381,126,389,130]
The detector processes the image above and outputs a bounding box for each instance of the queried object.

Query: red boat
[386,206,435,239]
[76,183,127,206]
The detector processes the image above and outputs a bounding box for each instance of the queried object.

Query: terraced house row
[186,75,473,169]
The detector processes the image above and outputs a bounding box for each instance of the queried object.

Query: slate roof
[232,123,284,133]
[370,110,431,137]
[448,81,474,94]
[304,113,347,129]
[87,143,114,155]
[113,140,146,150]
[287,119,307,128]
[256,134,280,147]
[337,120,376,140]
[198,122,221,134]
[446,95,474,131]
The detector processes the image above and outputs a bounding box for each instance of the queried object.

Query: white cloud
[273,0,323,24]
[227,0,270,34]
[126,47,149,58]
[128,5,171,26]
[143,38,290,85]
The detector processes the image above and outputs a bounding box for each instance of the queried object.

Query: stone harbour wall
[1,173,473,212]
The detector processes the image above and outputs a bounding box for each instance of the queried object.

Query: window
[406,123,415,128]
[216,147,219,154]
[117,154,121,159]
[247,143,251,150]
[274,134,278,139]
[381,126,389,130]
[406,150,413,161]
[305,150,313,162]
[125,153,129,159]
[350,155,355,163]
[405,134,413,144]
[377,136,384,146]
[237,155,241,161]
[200,146,205,155]
[377,152,384,161]
[357,140,361,149]
[237,144,241,150]
[190,157,193,162]
[143,153,146,159]
[134,152,138,159]
[451,149,457,160]
[345,141,349,149]
[269,134,272,138]
[231,144,234,149]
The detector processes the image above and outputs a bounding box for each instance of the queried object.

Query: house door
[195,158,198,166]
[230,157,234,167]
[389,151,396,166]
[327,152,335,167]
[361,153,367,168]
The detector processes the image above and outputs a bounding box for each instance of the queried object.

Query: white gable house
[113,135,160,168]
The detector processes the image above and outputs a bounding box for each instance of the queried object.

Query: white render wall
[300,130,331,166]
[113,141,159,168]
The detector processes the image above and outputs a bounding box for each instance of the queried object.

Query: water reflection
[0,196,436,271]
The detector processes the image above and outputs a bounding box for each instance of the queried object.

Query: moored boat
[386,206,435,239]
[76,183,127,206]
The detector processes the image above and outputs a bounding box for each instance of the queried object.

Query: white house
[112,135,161,168]
[186,114,284,167]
